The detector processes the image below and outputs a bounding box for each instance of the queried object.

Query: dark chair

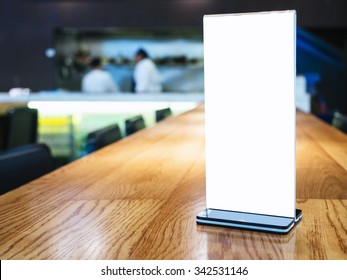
[0,107,38,151]
[86,123,122,153]
[332,112,347,134]
[0,143,55,195]
[155,107,172,122]
[0,115,7,150]
[125,115,146,136]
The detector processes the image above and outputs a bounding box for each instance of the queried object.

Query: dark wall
[1,0,347,92]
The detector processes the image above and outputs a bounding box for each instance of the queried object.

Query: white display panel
[204,11,296,218]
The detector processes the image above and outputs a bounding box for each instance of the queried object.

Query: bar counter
[0,105,346,259]
[0,92,204,103]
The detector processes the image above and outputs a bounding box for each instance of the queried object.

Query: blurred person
[82,57,119,93]
[133,49,162,93]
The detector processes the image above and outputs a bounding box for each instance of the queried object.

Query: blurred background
[0,1,345,106]
[0,0,346,166]
[0,0,346,110]
[54,28,204,92]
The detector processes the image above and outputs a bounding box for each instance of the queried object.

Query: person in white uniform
[82,57,119,93]
[133,49,162,93]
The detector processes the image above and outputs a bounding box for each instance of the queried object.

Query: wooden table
[0,105,346,259]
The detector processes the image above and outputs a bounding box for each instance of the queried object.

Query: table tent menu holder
[197,10,302,234]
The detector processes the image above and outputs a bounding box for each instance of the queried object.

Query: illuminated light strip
[28,101,198,114]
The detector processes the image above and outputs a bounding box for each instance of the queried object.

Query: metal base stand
[197,208,302,234]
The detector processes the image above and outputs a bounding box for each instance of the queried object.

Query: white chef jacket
[82,69,119,93]
[133,58,162,93]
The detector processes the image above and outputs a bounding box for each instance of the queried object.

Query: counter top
[0,92,204,103]
[0,105,346,259]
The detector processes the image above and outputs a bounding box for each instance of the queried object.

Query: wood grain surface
[0,105,346,259]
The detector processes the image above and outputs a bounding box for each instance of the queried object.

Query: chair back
[0,143,55,195]
[86,124,122,153]
[0,115,6,150]
[155,107,172,122]
[5,107,38,150]
[332,112,347,134]
[125,115,146,136]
